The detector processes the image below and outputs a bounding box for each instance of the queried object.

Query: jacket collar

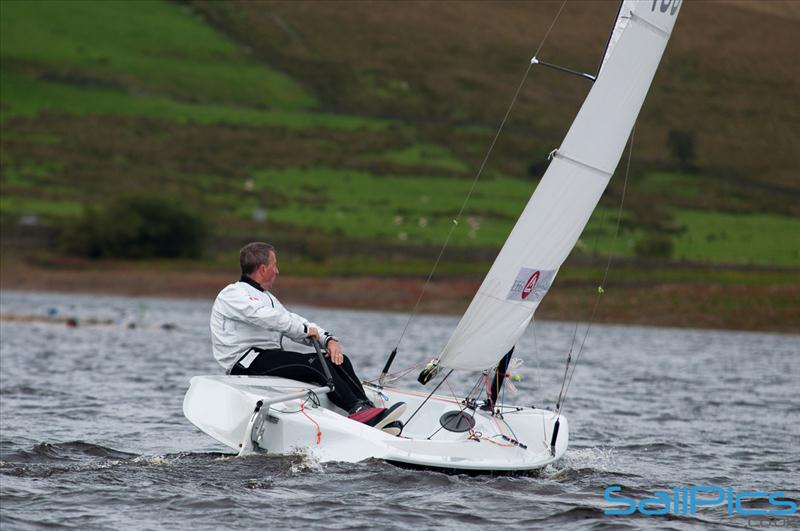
[239,275,264,292]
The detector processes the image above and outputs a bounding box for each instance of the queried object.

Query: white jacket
[210,279,331,371]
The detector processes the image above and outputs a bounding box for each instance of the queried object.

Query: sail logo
[651,0,681,16]
[521,271,540,299]
[507,268,555,303]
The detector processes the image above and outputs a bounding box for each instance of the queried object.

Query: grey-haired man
[210,242,405,433]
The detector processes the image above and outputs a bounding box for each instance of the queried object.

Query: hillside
[1,0,799,269]
[192,0,799,188]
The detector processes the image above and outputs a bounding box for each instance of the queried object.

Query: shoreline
[1,261,797,334]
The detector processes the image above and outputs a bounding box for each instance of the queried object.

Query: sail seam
[475,290,532,307]
[629,12,670,38]
[553,150,613,176]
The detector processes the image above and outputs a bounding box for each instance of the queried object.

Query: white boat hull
[183,375,568,472]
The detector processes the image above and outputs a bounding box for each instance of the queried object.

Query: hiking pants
[229,348,370,412]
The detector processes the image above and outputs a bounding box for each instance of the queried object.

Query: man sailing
[210,242,405,434]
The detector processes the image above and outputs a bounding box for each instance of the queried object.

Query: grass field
[0,71,388,130]
[1,0,314,109]
[248,167,530,246]
[373,144,470,173]
[671,210,800,266]
[0,0,386,130]
[569,208,800,268]
[0,196,82,218]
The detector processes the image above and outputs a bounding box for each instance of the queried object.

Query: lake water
[1,290,798,529]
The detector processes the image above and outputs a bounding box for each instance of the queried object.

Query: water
[1,290,798,529]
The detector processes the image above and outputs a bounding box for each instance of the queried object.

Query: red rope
[299,401,322,445]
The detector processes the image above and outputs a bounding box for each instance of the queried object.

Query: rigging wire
[532,319,543,391]
[402,369,455,429]
[367,359,429,386]
[391,0,570,353]
[424,374,481,440]
[555,125,636,416]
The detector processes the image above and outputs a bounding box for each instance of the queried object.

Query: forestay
[437,0,683,371]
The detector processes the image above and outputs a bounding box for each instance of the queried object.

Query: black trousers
[230,348,370,412]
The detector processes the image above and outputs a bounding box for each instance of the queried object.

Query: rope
[425,372,517,441]
[470,433,518,448]
[467,373,484,401]
[378,385,462,405]
[532,319,543,391]
[555,125,636,416]
[494,372,523,443]
[533,0,570,60]
[366,360,429,386]
[424,374,475,440]
[392,0,570,352]
[299,400,322,445]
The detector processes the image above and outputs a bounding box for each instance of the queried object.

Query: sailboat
[183,1,682,473]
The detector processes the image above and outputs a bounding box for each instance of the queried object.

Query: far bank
[1,258,796,334]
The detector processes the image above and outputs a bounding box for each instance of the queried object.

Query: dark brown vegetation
[190,0,799,189]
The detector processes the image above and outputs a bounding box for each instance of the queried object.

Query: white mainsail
[437,0,682,371]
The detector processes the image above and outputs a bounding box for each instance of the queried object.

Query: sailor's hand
[326,340,343,365]
[306,326,321,341]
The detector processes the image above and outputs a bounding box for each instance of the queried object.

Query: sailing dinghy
[184,1,681,473]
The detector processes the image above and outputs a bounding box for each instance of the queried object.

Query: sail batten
[631,10,672,37]
[553,151,614,176]
[436,1,682,372]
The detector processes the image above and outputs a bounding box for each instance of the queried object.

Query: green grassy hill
[1,0,798,269]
